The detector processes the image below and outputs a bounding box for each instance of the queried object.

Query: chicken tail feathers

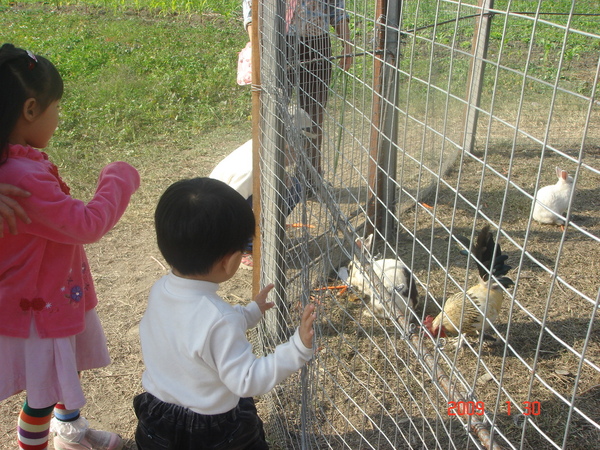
[491,254,512,278]
[458,225,512,281]
[496,276,515,288]
[461,225,511,281]
[472,225,496,281]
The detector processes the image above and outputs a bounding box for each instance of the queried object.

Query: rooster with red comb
[423,225,513,344]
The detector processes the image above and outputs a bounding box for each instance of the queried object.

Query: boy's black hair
[155,177,256,276]
[0,43,64,164]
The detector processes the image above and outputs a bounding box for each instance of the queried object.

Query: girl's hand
[254,283,275,314]
[0,184,31,237]
[299,303,317,349]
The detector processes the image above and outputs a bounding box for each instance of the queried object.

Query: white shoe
[51,417,123,450]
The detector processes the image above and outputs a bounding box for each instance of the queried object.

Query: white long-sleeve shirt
[139,272,313,414]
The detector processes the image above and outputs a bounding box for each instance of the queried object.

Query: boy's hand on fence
[255,283,275,314]
[299,303,317,349]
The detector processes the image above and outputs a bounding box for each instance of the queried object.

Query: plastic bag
[237,42,252,86]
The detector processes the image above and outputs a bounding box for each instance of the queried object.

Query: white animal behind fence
[532,167,575,228]
[345,233,419,323]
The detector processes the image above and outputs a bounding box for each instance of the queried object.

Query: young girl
[0,43,140,450]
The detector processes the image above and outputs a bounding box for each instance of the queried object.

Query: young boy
[134,177,316,449]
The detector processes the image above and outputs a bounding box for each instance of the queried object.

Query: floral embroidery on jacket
[63,263,89,305]
[69,286,84,303]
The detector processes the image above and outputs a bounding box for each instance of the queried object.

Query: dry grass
[1,122,597,450]
[2,54,599,450]
[254,105,599,448]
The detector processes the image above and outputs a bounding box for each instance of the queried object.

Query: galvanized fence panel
[254,1,600,448]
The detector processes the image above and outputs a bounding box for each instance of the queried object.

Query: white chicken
[347,234,419,322]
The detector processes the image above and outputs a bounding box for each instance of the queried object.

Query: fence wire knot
[436,337,447,350]
[407,321,417,337]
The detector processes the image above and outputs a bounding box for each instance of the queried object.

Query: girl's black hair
[155,177,256,276]
[0,43,64,164]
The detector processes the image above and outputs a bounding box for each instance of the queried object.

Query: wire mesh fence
[251,0,600,448]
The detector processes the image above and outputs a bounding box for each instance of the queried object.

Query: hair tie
[26,50,37,70]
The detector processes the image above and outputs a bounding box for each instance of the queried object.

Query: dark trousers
[133,392,269,450]
[287,34,332,179]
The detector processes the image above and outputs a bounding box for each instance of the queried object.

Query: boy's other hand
[299,303,317,349]
[255,283,275,314]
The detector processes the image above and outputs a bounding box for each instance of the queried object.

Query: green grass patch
[8,0,242,16]
[2,0,597,191]
[1,3,250,186]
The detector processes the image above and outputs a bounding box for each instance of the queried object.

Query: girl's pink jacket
[0,145,140,338]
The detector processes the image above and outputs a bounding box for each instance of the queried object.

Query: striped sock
[53,403,81,422]
[17,400,54,450]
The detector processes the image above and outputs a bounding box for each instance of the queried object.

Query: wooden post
[255,0,288,341]
[367,0,401,241]
[251,0,262,299]
[366,1,386,239]
[463,0,494,154]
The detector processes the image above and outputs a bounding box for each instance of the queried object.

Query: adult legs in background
[287,34,332,186]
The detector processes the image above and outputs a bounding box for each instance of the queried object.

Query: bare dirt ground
[0,128,253,449]
[1,128,598,449]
